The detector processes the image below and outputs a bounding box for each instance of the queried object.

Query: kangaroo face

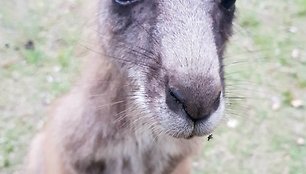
[99,0,236,138]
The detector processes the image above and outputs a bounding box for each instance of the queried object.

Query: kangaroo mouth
[181,120,216,139]
[160,99,225,139]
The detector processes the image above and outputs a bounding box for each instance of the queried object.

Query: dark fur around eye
[221,0,236,10]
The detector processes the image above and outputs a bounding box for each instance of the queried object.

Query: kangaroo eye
[114,0,141,6]
[221,0,236,10]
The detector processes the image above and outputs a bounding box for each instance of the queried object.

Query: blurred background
[0,0,305,173]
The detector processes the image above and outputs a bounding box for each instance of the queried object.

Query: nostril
[169,88,184,105]
[166,87,186,114]
[212,91,222,111]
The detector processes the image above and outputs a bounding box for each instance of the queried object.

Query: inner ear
[221,0,236,10]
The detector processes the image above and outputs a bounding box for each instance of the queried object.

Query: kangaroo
[25,0,236,173]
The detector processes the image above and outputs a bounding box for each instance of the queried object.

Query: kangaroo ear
[221,0,236,10]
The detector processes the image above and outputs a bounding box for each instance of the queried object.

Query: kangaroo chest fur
[73,132,188,174]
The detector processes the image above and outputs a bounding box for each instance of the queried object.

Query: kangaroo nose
[166,81,222,121]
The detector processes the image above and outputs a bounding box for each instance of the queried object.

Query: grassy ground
[0,0,305,174]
